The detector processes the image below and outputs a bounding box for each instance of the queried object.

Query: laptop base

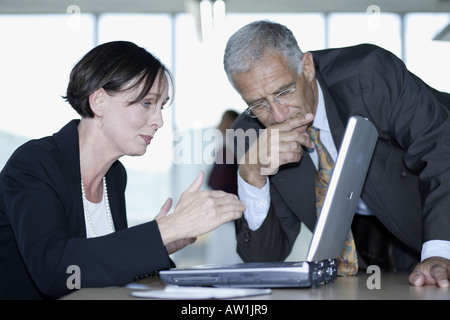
[159,259,337,288]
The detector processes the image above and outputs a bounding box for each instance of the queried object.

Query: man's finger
[271,113,314,132]
[409,270,425,287]
[430,264,450,288]
[271,124,314,151]
[285,113,314,131]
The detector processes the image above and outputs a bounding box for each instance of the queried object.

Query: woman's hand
[154,197,197,255]
[155,171,245,253]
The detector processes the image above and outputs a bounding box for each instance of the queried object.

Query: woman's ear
[88,88,105,117]
[301,52,316,83]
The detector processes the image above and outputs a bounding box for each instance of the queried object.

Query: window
[404,13,450,92]
[0,14,95,138]
[174,13,326,131]
[328,12,402,58]
[1,10,449,243]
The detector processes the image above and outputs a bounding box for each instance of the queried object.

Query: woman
[0,41,245,299]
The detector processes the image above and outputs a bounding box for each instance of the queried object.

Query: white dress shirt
[237,80,450,261]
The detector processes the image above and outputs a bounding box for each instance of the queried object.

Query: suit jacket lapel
[53,120,87,237]
[270,155,317,231]
[105,165,128,230]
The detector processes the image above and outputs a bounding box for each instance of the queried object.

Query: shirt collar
[312,80,330,133]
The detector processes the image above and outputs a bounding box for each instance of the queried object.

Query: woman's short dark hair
[63,41,172,118]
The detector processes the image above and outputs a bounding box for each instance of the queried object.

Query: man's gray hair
[223,20,304,87]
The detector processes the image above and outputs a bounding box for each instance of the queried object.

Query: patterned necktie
[307,126,358,276]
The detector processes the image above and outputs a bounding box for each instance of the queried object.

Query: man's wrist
[421,240,450,261]
[238,164,267,189]
[237,170,270,231]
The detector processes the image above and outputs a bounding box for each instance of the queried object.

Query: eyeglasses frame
[244,74,299,119]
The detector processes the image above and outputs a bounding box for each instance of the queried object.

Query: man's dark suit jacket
[232,44,450,263]
[0,120,173,299]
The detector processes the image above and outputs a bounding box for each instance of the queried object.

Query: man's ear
[88,88,105,117]
[301,52,316,83]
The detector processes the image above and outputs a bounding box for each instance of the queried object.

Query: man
[223,20,450,287]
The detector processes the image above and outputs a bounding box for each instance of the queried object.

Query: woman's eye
[141,101,155,108]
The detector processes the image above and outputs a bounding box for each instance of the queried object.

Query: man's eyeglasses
[244,82,297,119]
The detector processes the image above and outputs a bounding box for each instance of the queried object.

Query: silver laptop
[160,116,378,288]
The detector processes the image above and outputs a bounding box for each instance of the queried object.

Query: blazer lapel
[105,165,128,230]
[52,120,87,237]
[270,155,317,231]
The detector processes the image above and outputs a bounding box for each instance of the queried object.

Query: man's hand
[409,256,450,288]
[239,113,314,188]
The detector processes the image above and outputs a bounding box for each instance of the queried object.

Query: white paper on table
[130,285,271,299]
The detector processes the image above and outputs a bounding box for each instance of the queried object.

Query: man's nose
[268,100,288,123]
